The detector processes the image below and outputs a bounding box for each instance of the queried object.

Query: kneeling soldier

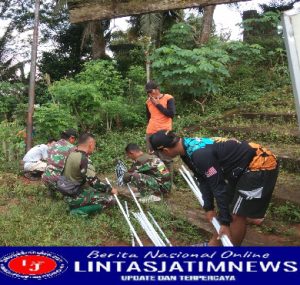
[123,143,171,202]
[61,133,117,217]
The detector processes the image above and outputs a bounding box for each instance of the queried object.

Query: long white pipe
[133,212,163,246]
[148,212,172,246]
[180,167,233,247]
[114,194,143,246]
[179,169,204,206]
[127,185,166,246]
[105,178,143,247]
[125,201,135,247]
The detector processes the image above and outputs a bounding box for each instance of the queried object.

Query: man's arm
[192,150,231,226]
[155,98,176,118]
[80,155,112,193]
[146,104,151,123]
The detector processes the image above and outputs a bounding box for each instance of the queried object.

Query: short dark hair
[61,129,78,140]
[125,143,141,153]
[47,138,56,144]
[145,80,159,93]
[150,130,180,150]
[78,133,95,145]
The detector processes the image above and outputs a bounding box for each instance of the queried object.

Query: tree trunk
[90,20,106,59]
[199,5,216,45]
[69,0,249,23]
[26,0,40,152]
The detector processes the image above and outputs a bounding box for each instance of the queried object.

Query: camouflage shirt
[42,139,75,186]
[125,153,171,189]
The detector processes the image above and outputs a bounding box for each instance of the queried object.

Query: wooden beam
[69,0,250,23]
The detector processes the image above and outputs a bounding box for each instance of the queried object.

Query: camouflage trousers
[130,172,171,196]
[65,187,115,217]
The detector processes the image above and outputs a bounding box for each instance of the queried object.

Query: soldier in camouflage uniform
[62,133,118,216]
[42,129,78,191]
[123,143,171,196]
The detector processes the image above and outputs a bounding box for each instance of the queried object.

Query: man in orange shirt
[145,81,176,185]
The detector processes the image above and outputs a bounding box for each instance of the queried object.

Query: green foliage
[151,45,230,99]
[33,103,77,142]
[225,41,265,66]
[0,121,25,172]
[126,65,147,102]
[0,82,26,120]
[49,60,144,132]
[75,60,124,99]
[162,22,196,49]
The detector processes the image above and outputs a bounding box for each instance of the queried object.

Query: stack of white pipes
[179,165,233,247]
[106,177,171,246]
[128,185,172,247]
[106,178,143,246]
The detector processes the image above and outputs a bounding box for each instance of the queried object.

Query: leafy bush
[49,60,144,132]
[151,45,230,100]
[162,22,197,49]
[33,103,77,142]
[0,82,26,120]
[0,121,25,172]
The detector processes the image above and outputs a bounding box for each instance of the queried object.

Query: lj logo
[0,251,68,280]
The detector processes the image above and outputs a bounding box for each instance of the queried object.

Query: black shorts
[230,167,279,218]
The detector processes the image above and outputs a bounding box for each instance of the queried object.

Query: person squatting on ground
[123,143,171,199]
[145,81,176,184]
[61,133,118,217]
[42,129,78,191]
[22,138,56,179]
[149,130,279,246]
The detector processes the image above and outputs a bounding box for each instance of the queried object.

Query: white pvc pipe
[127,184,166,246]
[179,167,233,247]
[179,169,204,206]
[133,212,161,246]
[125,201,135,247]
[148,211,172,246]
[114,194,143,247]
[105,178,143,247]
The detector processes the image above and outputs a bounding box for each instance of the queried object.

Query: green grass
[0,173,207,246]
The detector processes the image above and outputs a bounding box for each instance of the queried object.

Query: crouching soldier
[59,133,118,217]
[123,143,171,202]
[42,129,78,194]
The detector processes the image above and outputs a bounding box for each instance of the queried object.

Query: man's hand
[150,96,159,105]
[205,210,217,222]
[111,188,118,195]
[218,225,231,241]
[123,172,132,183]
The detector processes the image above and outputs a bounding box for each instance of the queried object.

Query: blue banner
[0,247,299,285]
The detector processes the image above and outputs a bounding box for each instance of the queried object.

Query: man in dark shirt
[62,133,118,217]
[150,131,279,246]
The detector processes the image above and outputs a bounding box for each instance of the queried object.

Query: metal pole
[26,0,40,151]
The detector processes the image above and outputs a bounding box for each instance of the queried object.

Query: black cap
[62,128,78,139]
[149,130,180,150]
[145,80,159,93]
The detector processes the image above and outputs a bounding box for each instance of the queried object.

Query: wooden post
[26,0,40,152]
